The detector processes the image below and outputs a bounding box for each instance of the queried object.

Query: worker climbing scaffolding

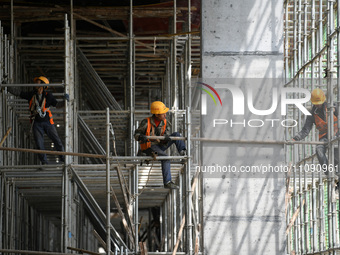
[134,101,187,189]
[292,88,339,177]
[7,76,69,165]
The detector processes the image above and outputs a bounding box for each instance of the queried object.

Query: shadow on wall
[202,0,283,79]
[201,0,285,254]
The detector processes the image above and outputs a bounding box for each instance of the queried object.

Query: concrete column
[201,0,285,254]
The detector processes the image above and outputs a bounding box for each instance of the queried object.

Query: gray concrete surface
[201,0,286,254]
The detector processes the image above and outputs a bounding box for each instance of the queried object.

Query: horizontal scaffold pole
[0,249,93,255]
[146,135,328,145]
[0,146,106,158]
[0,139,330,160]
[0,146,184,160]
[2,83,65,87]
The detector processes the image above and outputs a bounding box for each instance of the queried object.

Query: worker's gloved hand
[163,134,171,143]
[64,93,70,102]
[138,134,148,143]
[292,135,300,141]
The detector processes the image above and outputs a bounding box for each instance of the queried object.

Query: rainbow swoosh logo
[197,82,222,106]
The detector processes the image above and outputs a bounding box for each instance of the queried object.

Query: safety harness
[314,110,338,139]
[140,117,167,151]
[29,93,54,124]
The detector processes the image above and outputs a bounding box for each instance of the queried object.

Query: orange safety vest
[140,117,167,151]
[29,94,54,124]
[314,110,338,139]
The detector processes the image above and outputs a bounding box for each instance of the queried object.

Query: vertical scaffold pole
[327,0,337,250]
[291,0,300,248]
[318,2,325,251]
[284,3,291,253]
[0,21,4,167]
[172,0,178,131]
[62,14,70,253]
[9,0,13,84]
[134,164,139,254]
[292,0,299,242]
[311,0,318,249]
[129,0,135,156]
[337,0,340,245]
[301,1,308,251]
[186,106,192,255]
[187,0,192,112]
[106,108,111,255]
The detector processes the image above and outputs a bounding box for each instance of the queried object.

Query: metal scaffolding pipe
[147,136,332,145]
[185,106,193,255]
[134,164,139,254]
[0,249,98,255]
[0,2,202,254]
[172,0,178,131]
[2,83,64,87]
[337,0,340,245]
[284,0,340,253]
[311,1,317,250]
[284,4,290,253]
[106,108,111,255]
[0,139,333,157]
[77,109,187,114]
[129,0,135,157]
[327,0,337,249]
[62,14,71,252]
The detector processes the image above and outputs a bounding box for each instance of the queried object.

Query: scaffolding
[284,0,340,254]
[0,2,202,255]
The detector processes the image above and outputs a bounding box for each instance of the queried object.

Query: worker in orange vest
[7,76,69,165]
[293,88,339,175]
[134,101,186,189]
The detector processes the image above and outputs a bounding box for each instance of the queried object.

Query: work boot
[164,181,179,189]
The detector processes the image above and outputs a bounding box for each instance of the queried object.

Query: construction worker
[293,88,339,175]
[7,76,69,165]
[134,101,187,189]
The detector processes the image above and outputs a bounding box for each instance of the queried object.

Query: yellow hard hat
[34,76,49,89]
[311,88,326,105]
[150,101,169,114]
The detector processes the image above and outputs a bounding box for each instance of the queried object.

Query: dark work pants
[146,132,186,185]
[316,137,339,176]
[33,121,65,164]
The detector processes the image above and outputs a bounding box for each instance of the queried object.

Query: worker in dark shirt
[134,101,186,189]
[293,88,338,175]
[7,76,69,165]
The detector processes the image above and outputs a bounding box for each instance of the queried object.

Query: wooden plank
[0,127,12,147]
[285,199,305,235]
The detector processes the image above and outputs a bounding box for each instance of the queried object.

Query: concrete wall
[201,0,286,254]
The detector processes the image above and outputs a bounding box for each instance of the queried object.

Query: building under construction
[1,0,340,255]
